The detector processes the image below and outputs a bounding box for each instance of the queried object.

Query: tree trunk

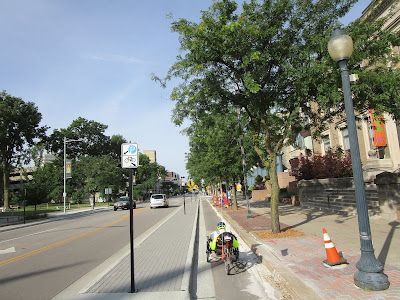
[2,162,9,210]
[252,130,281,233]
[232,176,238,210]
[269,153,281,234]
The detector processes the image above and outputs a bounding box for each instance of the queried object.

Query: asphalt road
[1,196,277,300]
[0,199,178,300]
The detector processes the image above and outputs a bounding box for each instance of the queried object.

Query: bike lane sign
[121,143,139,168]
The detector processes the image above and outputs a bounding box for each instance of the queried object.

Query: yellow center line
[0,207,147,267]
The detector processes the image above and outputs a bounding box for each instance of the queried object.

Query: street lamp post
[237,107,252,218]
[63,137,84,214]
[328,23,389,291]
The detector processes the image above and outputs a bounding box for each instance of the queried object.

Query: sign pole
[184,192,186,215]
[121,143,139,294]
[129,168,135,293]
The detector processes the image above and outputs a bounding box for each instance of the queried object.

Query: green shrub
[255,175,264,183]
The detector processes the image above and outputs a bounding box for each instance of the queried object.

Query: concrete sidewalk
[215,197,400,299]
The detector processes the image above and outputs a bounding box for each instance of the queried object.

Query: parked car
[150,194,169,209]
[114,197,136,211]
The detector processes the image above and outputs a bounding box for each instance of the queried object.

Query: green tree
[0,91,48,210]
[24,163,61,207]
[133,154,167,200]
[45,118,128,204]
[109,134,127,159]
[47,117,113,159]
[77,155,126,206]
[158,0,399,233]
[185,107,259,209]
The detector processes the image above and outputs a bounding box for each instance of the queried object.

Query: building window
[323,135,331,151]
[322,135,331,153]
[295,133,305,150]
[342,128,350,151]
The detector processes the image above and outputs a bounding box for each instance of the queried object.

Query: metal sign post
[128,168,135,293]
[121,143,139,293]
[105,188,112,208]
[183,192,186,215]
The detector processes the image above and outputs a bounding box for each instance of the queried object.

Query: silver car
[150,194,169,209]
[114,197,136,211]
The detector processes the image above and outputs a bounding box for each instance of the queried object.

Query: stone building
[281,0,400,179]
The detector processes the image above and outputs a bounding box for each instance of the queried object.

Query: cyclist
[208,221,239,254]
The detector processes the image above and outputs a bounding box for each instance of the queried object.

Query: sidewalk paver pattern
[87,202,197,294]
[222,198,400,300]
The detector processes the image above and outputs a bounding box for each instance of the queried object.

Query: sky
[0,0,370,178]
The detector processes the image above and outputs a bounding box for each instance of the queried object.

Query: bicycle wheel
[225,256,231,275]
[206,241,211,262]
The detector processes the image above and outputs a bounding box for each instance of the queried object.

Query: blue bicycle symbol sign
[121,143,139,168]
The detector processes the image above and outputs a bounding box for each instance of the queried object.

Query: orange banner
[369,109,386,147]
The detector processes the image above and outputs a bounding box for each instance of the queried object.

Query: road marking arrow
[0,247,16,254]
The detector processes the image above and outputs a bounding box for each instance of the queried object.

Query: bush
[290,149,352,180]
[255,175,264,183]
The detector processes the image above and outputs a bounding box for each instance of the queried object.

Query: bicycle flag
[221,189,229,208]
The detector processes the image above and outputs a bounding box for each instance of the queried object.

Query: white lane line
[0,247,16,254]
[0,228,59,244]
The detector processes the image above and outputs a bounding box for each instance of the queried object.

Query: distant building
[164,171,181,185]
[280,1,400,177]
[8,167,35,193]
[41,153,57,166]
[143,150,156,163]
[8,153,57,195]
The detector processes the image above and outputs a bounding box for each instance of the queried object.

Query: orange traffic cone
[323,228,347,267]
[214,196,217,206]
[219,197,221,207]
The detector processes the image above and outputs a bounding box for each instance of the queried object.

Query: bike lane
[197,198,277,300]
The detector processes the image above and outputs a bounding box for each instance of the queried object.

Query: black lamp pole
[328,23,389,291]
[237,107,252,218]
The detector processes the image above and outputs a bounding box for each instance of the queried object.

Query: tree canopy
[0,91,48,209]
[132,153,167,200]
[158,0,399,233]
[46,117,125,160]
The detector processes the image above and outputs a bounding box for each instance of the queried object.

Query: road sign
[121,143,139,168]
[187,181,194,188]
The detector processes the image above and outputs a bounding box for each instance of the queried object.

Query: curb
[181,197,200,295]
[209,199,321,300]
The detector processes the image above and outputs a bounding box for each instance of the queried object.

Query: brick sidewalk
[226,209,292,231]
[214,199,400,299]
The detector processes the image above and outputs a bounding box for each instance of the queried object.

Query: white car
[150,194,169,209]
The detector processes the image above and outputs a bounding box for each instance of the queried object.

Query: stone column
[375,172,400,220]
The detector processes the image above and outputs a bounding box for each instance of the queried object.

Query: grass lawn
[1,202,112,218]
